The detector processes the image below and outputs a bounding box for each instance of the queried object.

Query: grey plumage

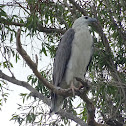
[50,16,97,114]
[53,28,75,87]
[50,28,75,114]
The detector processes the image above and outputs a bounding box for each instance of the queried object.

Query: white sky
[0,67,30,126]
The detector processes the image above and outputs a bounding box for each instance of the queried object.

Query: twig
[69,0,87,16]
[14,1,30,15]
[0,49,15,78]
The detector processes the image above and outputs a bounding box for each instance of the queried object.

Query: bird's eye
[85,16,88,19]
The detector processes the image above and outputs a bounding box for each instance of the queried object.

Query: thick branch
[16,29,62,95]
[0,70,50,105]
[75,78,109,126]
[79,92,109,126]
[79,93,95,126]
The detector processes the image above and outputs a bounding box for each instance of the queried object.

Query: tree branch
[16,29,59,94]
[0,70,50,105]
[37,24,66,34]
[0,17,65,34]
[58,110,87,126]
[0,17,24,27]
[75,78,109,126]
[0,70,87,126]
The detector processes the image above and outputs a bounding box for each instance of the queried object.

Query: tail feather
[50,92,64,114]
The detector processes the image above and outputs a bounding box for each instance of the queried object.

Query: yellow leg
[70,81,79,96]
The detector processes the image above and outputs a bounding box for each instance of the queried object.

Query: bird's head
[72,16,97,29]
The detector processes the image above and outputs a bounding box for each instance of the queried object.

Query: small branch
[14,1,30,15]
[0,49,15,78]
[69,0,87,16]
[37,24,66,34]
[35,54,38,68]
[0,17,65,34]
[0,17,24,27]
[58,110,87,126]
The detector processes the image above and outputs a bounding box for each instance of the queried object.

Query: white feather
[65,23,93,85]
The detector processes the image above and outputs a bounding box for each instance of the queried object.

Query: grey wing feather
[53,28,75,86]
[85,43,94,75]
[50,28,75,114]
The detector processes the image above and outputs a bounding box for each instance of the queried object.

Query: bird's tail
[50,92,64,114]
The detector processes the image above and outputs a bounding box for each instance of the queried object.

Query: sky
[0,67,30,126]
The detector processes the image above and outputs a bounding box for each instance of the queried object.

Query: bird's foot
[70,83,79,96]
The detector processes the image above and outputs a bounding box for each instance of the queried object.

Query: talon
[70,82,79,96]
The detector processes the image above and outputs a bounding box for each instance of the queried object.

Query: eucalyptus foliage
[0,0,126,126]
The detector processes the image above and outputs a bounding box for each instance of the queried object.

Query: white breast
[65,26,93,85]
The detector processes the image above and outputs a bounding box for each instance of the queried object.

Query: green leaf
[16,53,20,63]
[10,33,13,42]
[42,47,47,56]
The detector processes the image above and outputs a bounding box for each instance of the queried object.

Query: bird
[50,16,97,114]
